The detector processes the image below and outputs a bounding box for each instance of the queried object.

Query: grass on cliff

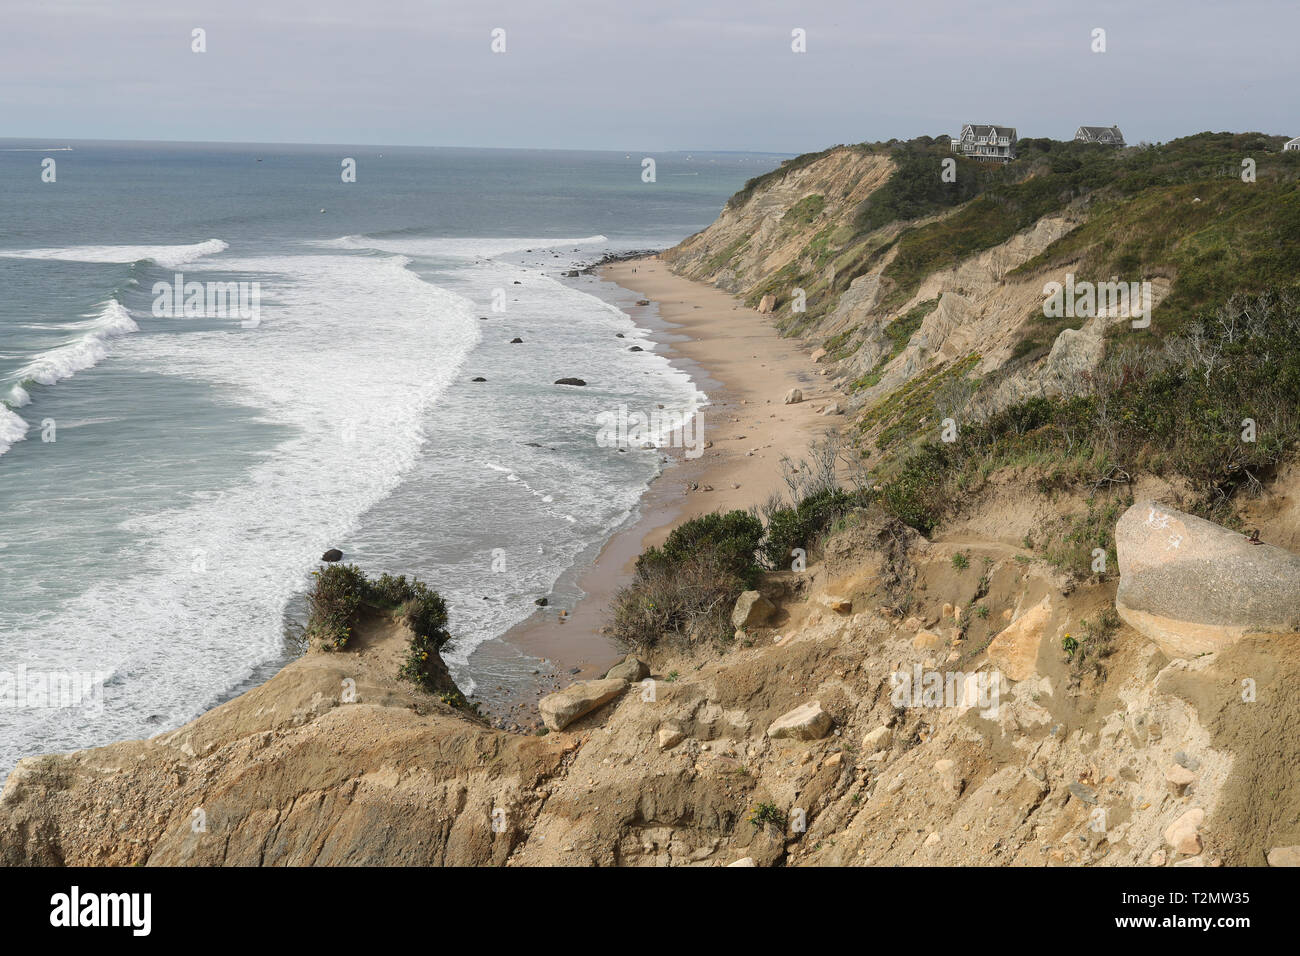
[872,289,1300,544]
[738,132,1299,359]
[307,564,454,690]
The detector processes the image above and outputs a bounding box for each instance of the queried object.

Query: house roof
[962,124,1017,140]
[1076,125,1125,143]
[1287,136,1300,145]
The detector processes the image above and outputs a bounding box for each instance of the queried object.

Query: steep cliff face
[661,134,1299,476]
[5,503,1294,867]
[661,144,1114,453]
[664,148,896,293]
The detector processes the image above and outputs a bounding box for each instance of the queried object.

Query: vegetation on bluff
[306,564,454,689]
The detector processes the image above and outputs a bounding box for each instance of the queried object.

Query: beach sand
[475,255,845,726]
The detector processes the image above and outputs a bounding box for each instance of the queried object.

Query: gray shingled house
[1074,125,1126,146]
[950,124,1018,162]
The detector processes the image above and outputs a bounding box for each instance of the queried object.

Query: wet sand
[477,254,844,725]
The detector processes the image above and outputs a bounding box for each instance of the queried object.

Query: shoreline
[477,254,845,727]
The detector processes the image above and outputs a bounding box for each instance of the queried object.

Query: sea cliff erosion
[5,132,1300,868]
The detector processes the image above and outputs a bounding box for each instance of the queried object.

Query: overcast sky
[2,0,1296,152]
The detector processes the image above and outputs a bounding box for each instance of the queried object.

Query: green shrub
[749,802,786,829]
[612,511,764,651]
[306,563,368,650]
[878,444,951,534]
[304,564,455,690]
[761,488,864,568]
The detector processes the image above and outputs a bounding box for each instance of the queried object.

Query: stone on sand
[766,701,832,741]
[538,678,627,731]
[732,591,776,629]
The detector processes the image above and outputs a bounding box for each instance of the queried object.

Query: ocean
[0,140,782,774]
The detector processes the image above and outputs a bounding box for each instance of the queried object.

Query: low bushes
[761,487,866,569]
[305,564,454,690]
[610,511,764,651]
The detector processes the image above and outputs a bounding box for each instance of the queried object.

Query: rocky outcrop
[3,504,1296,868]
[1116,500,1300,657]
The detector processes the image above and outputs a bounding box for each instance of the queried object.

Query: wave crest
[0,239,228,269]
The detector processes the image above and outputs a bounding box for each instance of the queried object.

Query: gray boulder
[538,678,628,731]
[605,655,649,682]
[731,591,776,630]
[1116,500,1300,657]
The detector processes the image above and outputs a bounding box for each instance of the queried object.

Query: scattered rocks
[1068,782,1098,806]
[985,596,1051,681]
[1174,750,1201,771]
[731,591,776,630]
[538,679,628,732]
[766,701,832,741]
[913,629,943,651]
[658,723,685,751]
[820,594,852,614]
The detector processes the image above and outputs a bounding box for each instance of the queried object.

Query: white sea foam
[0,405,27,455]
[0,300,140,458]
[0,238,228,269]
[18,299,138,385]
[319,234,608,259]
[0,253,479,767]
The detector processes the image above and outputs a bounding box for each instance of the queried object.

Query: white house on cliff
[950,124,1017,162]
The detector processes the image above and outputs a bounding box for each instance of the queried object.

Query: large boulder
[757,294,776,314]
[538,678,627,731]
[731,591,776,630]
[766,701,832,741]
[605,655,649,682]
[1116,500,1300,657]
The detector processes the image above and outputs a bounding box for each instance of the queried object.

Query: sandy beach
[476,254,845,725]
